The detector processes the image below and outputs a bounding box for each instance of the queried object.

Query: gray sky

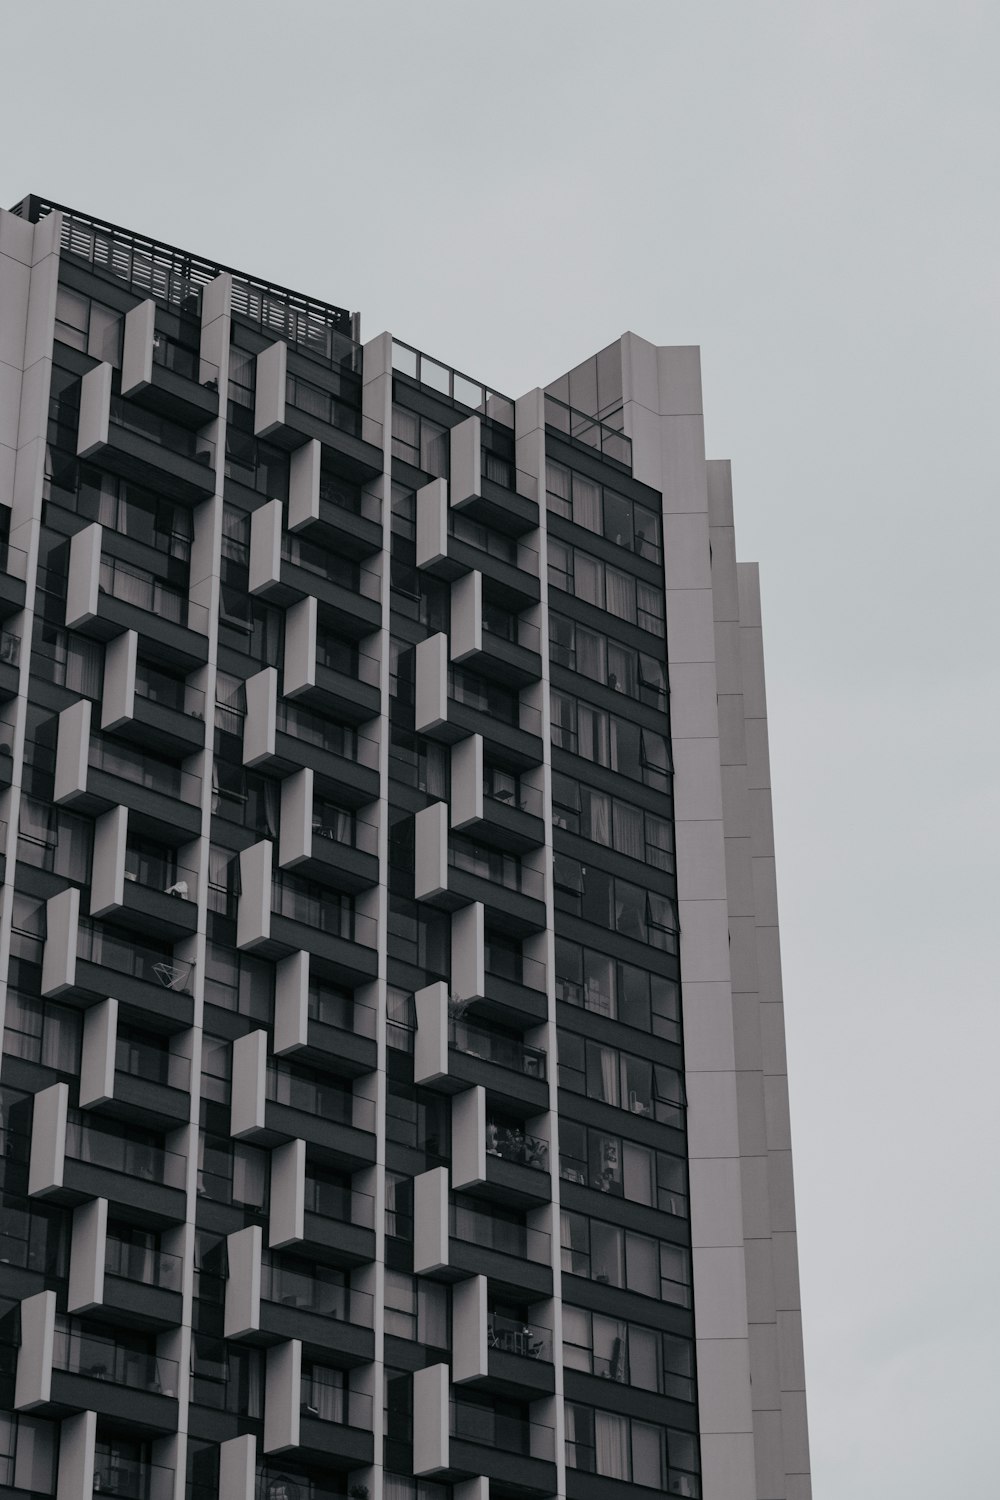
[3,1,998,1492]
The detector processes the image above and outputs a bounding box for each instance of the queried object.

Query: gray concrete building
[0,196,810,1500]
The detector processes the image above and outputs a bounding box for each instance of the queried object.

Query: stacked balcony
[253,337,384,483]
[76,361,217,505]
[120,296,220,428]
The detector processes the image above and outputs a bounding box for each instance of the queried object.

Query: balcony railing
[285,373,382,450]
[449,1201,550,1263]
[99,556,209,634]
[486,1125,548,1171]
[449,511,539,576]
[109,395,216,468]
[482,610,542,654]
[53,1318,177,1394]
[544,392,632,469]
[134,663,206,720]
[276,701,379,767]
[270,877,377,948]
[303,1178,376,1230]
[311,802,378,856]
[449,1400,554,1460]
[77,917,194,994]
[316,636,380,686]
[318,473,381,523]
[88,735,201,805]
[391,339,515,427]
[64,1112,186,1189]
[266,1063,376,1133]
[308,984,377,1039]
[92,1457,175,1500]
[123,846,199,903]
[299,1379,372,1429]
[281,534,380,600]
[254,1471,342,1500]
[152,332,219,389]
[484,776,544,818]
[449,1018,546,1079]
[259,1261,373,1325]
[484,946,547,993]
[115,1035,191,1092]
[448,840,544,901]
[104,1235,182,1291]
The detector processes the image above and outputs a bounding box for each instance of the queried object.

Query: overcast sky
[3,1,997,1492]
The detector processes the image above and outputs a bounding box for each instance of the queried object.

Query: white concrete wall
[224,1226,262,1339]
[248,497,282,597]
[89,804,126,918]
[263,1339,301,1453]
[55,1409,96,1500]
[273,949,309,1055]
[121,299,155,396]
[412,1362,449,1476]
[451,900,484,1003]
[451,1085,486,1190]
[27,1082,68,1199]
[237,840,272,950]
[68,1196,108,1314]
[450,733,483,830]
[65,522,101,629]
[416,478,448,568]
[79,997,117,1108]
[243,666,277,767]
[283,594,317,698]
[450,414,481,508]
[414,801,448,901]
[278,766,312,869]
[53,697,91,805]
[230,1029,267,1139]
[414,632,448,733]
[450,569,482,663]
[40,886,80,998]
[412,1166,449,1275]
[76,361,111,458]
[14,1289,56,1410]
[288,438,321,532]
[100,628,137,730]
[413,980,448,1085]
[452,1274,488,1383]
[269,1138,305,1249]
[253,340,287,437]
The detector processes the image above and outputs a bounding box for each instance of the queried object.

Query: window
[549,686,672,789]
[545,461,663,563]
[548,540,665,637]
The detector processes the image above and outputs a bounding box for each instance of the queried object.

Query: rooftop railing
[544,392,632,469]
[392,338,515,427]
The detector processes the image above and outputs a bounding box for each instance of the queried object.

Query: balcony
[273,965,378,1077]
[115,845,199,941]
[442,1017,548,1113]
[104,658,207,757]
[475,951,549,1032]
[78,367,217,504]
[281,437,382,559]
[91,1454,176,1500]
[446,837,546,935]
[270,698,380,805]
[278,790,379,896]
[100,1235,184,1330]
[295,1382,374,1469]
[254,339,384,482]
[123,302,220,428]
[483,1313,555,1399]
[451,745,545,856]
[448,1200,552,1300]
[49,1318,178,1431]
[249,503,381,635]
[299,1179,377,1268]
[88,735,201,836]
[263,1063,376,1168]
[483,1122,552,1209]
[258,1259,374,1363]
[74,919,194,1030]
[105,1032,191,1129]
[58,1113,185,1226]
[446,1400,557,1498]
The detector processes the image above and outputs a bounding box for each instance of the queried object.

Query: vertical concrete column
[53,697,91,804]
[27,1082,69,1198]
[237,841,273,951]
[218,1434,256,1500]
[273,949,310,1056]
[248,497,282,597]
[56,1409,97,1500]
[283,594,317,698]
[40,886,80,998]
[278,766,313,869]
[451,901,484,1003]
[449,414,481,508]
[78,997,118,1108]
[67,1196,108,1313]
[64,522,102,629]
[253,339,287,437]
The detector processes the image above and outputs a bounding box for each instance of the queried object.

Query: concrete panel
[450,569,482,662]
[767,1150,797,1234]
[748,1321,782,1410]
[230,1029,268,1139]
[743,1238,777,1325]
[658,413,709,516]
[288,438,321,532]
[689,1157,745,1249]
[54,697,92,805]
[237,840,272,951]
[249,498,282,596]
[414,632,448,733]
[0,251,30,365]
[450,414,481,508]
[283,594,317,698]
[28,1084,68,1199]
[79,997,118,1108]
[121,299,155,396]
[692,1247,749,1340]
[735,1070,768,1159]
[698,1432,758,1500]
[695,1336,754,1432]
[89,805,126,918]
[764,1075,793,1152]
[677,899,731,983]
[269,1138,305,1250]
[680,981,737,1073]
[686,1071,740,1159]
[663,512,712,593]
[674,819,728,901]
[451,1087,486,1190]
[450,733,483,829]
[224,1226,262,1339]
[414,801,449,902]
[724,835,755,918]
[56,1409,97,1500]
[412,1167,449,1276]
[41,887,80,998]
[0,360,20,448]
[655,344,704,416]
[416,478,448,569]
[264,1339,301,1453]
[740,1156,773,1243]
[68,1197,108,1314]
[752,1407,786,1499]
[728,916,760,995]
[717,702,748,774]
[780,1390,811,1475]
[254,340,287,437]
[752,855,779,926]
[706,460,734,526]
[744,715,773,792]
[760,1002,789,1077]
[273,949,309,1056]
[672,737,724,821]
[14,1290,56,1410]
[76,362,111,457]
[777,1310,807,1392]
[452,1274,488,1383]
[23,242,60,368]
[412,1362,450,1476]
[451,901,484,1002]
[755,925,785,1006]
[218,1434,256,1500]
[244,667,278,766]
[100,629,137,730]
[278,766,313,869]
[669,662,721,740]
[414,981,449,1085]
[16,353,51,449]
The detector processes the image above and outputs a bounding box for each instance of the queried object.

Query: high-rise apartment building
[0,196,810,1500]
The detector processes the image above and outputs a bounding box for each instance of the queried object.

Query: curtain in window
[608,641,637,696]
[584,952,614,1016]
[583,788,612,846]
[546,460,571,516]
[637,579,665,635]
[575,627,605,681]
[626,1232,660,1297]
[590,1220,624,1286]
[611,716,641,778]
[578,704,608,765]
[572,475,601,533]
[575,552,602,607]
[613,801,643,860]
[605,566,636,623]
[232,1143,267,1208]
[595,1045,619,1106]
[595,1411,630,1479]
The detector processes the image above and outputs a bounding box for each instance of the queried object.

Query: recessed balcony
[104,655,207,757]
[263,1062,376,1168]
[122,300,220,428]
[253,338,384,482]
[77,359,217,505]
[249,503,381,635]
[294,1380,374,1469]
[448,1199,552,1300]
[99,1233,184,1331]
[55,1111,186,1226]
[48,1317,179,1431]
[258,1258,375,1364]
[286,443,382,559]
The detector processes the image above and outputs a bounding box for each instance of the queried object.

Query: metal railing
[449,1017,546,1079]
[544,392,632,469]
[392,338,515,426]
